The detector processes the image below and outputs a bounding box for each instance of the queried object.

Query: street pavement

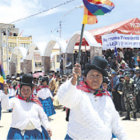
[0,107,140,140]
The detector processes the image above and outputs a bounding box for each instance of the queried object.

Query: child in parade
[2,74,52,140]
[37,77,56,118]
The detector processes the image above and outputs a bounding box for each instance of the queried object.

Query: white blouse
[37,88,52,100]
[0,90,6,103]
[2,95,50,132]
[58,79,127,140]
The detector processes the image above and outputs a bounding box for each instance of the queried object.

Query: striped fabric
[82,0,115,24]
[83,0,115,16]
[82,6,98,24]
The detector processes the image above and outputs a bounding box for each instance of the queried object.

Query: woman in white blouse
[58,56,127,140]
[3,74,52,140]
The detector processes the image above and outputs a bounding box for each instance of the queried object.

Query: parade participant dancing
[58,56,127,140]
[2,74,52,140]
[37,77,56,117]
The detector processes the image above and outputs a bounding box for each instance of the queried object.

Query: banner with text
[102,33,140,50]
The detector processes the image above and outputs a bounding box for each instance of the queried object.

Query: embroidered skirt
[7,126,50,140]
[0,102,1,120]
[39,97,56,117]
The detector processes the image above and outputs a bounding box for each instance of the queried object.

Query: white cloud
[0,0,34,23]
[0,0,66,24]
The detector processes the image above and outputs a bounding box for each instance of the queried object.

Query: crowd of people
[0,47,140,140]
[103,48,140,120]
[68,48,140,120]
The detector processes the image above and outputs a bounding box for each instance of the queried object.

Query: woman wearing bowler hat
[58,56,126,140]
[2,74,52,140]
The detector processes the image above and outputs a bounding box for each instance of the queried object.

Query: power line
[10,0,77,24]
[53,4,82,37]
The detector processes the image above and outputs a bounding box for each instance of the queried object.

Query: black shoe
[122,117,130,120]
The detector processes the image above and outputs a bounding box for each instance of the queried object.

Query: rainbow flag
[82,6,98,24]
[83,0,115,16]
[0,63,6,89]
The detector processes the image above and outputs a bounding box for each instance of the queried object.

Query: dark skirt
[65,134,72,140]
[39,97,56,117]
[0,102,1,120]
[7,126,50,140]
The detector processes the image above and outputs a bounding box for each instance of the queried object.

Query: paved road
[0,108,140,140]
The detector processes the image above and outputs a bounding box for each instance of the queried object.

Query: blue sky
[0,0,140,54]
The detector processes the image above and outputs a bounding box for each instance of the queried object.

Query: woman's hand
[71,63,81,85]
[47,129,52,137]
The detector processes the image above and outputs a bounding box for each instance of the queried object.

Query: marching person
[58,56,127,140]
[2,74,52,140]
[37,77,56,118]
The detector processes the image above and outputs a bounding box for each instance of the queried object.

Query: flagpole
[77,24,85,84]
[78,24,85,63]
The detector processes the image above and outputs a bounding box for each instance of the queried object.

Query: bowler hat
[42,77,49,84]
[85,56,108,76]
[20,74,33,87]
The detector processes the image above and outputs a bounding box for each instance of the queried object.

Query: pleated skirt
[7,126,50,140]
[39,97,56,117]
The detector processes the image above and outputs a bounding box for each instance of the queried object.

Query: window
[20,43,30,48]
[8,43,16,48]
[35,62,42,67]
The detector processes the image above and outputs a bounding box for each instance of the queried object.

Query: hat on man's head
[20,74,33,87]
[85,56,108,76]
